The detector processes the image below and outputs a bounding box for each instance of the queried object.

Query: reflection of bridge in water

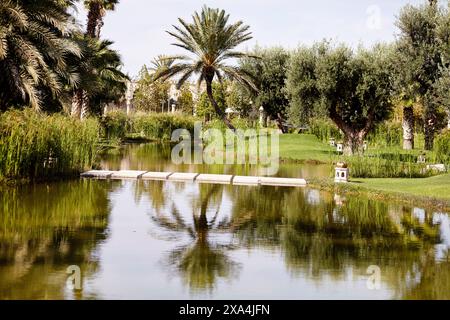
[81,170,307,187]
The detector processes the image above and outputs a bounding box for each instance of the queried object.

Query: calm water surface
[1,143,449,299]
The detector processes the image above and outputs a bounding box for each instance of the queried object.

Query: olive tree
[239,47,290,131]
[286,42,394,155]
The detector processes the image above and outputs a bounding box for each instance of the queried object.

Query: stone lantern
[336,143,344,153]
[259,106,267,127]
[335,161,349,183]
[330,138,336,147]
[417,153,426,164]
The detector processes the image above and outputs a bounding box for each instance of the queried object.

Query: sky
[74,0,428,78]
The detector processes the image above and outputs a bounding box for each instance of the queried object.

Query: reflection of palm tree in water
[151,184,240,292]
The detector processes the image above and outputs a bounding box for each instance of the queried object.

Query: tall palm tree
[154,6,258,130]
[149,55,176,76]
[69,36,128,118]
[0,0,81,111]
[84,0,119,38]
[71,0,119,118]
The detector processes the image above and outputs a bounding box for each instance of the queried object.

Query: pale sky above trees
[75,0,428,76]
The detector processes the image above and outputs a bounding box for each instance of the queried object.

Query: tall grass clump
[204,118,258,132]
[435,129,450,165]
[340,155,432,178]
[100,111,197,142]
[0,109,100,181]
[131,112,196,141]
[100,109,131,140]
[367,122,403,147]
[308,118,342,143]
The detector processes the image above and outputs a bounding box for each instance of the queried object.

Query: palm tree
[84,0,119,38]
[149,55,176,76]
[71,0,119,118]
[69,36,128,118]
[0,0,81,111]
[154,6,258,130]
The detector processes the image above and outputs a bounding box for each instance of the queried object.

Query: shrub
[340,155,431,178]
[435,129,450,164]
[0,109,100,180]
[308,118,343,143]
[131,112,196,141]
[100,110,130,140]
[367,122,403,147]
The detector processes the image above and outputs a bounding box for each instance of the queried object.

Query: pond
[1,143,449,300]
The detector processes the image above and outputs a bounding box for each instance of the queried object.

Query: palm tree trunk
[446,109,450,129]
[80,90,90,120]
[206,81,236,131]
[402,106,414,150]
[424,107,436,150]
[71,89,89,120]
[71,89,83,118]
[86,2,102,38]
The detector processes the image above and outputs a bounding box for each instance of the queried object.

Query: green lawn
[279,134,336,163]
[278,134,449,202]
[353,174,450,200]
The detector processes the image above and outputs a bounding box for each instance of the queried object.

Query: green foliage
[367,122,403,147]
[133,65,171,113]
[154,6,257,128]
[100,110,131,140]
[177,84,195,115]
[131,112,196,141]
[286,42,395,153]
[203,118,257,132]
[240,47,290,121]
[308,118,343,143]
[395,2,450,149]
[343,155,431,179]
[71,36,129,116]
[0,109,100,180]
[435,129,450,164]
[196,82,226,120]
[0,0,81,111]
[286,45,323,125]
[101,111,197,141]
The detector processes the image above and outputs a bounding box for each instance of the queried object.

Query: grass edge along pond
[278,134,450,206]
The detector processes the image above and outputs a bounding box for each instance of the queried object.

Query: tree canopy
[286,42,395,155]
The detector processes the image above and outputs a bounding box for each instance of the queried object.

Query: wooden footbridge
[81,170,307,187]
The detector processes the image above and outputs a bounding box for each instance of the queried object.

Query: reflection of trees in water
[228,185,449,299]
[135,174,450,298]
[0,180,112,299]
[146,183,240,293]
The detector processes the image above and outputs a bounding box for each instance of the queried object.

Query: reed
[435,129,450,164]
[131,112,196,141]
[0,109,100,181]
[101,111,197,141]
[338,153,432,178]
[308,118,343,143]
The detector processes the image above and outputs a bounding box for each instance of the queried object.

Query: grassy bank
[309,176,450,211]
[353,174,450,201]
[278,133,449,204]
[279,134,335,163]
[0,110,100,182]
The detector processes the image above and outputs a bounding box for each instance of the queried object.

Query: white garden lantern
[335,162,349,183]
[417,153,426,164]
[363,141,368,151]
[330,138,336,147]
[336,143,343,153]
